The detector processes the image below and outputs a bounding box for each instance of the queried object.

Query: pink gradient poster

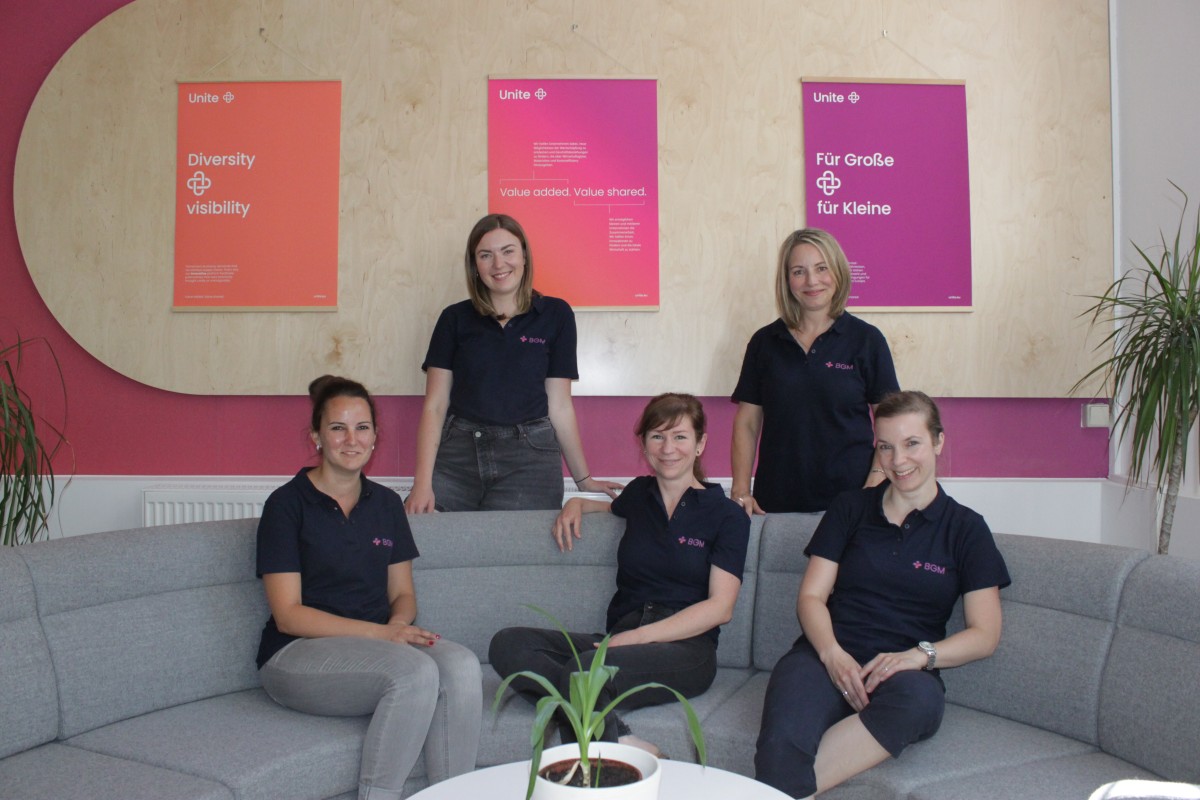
[488,78,658,309]
[802,80,971,309]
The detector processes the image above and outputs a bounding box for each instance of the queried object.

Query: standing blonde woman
[731,228,899,514]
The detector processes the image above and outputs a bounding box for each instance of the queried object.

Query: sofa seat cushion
[620,667,756,763]
[701,673,1101,791]
[912,751,1162,800]
[0,742,232,800]
[482,668,552,767]
[65,689,366,800]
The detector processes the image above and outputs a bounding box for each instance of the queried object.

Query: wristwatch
[917,641,937,670]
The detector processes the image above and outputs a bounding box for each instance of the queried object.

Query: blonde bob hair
[774,228,852,327]
[464,213,536,318]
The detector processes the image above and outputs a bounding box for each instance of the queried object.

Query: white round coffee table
[408,759,791,799]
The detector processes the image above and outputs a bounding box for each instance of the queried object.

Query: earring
[316,444,322,452]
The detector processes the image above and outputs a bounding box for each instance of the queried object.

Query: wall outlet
[1082,402,1111,429]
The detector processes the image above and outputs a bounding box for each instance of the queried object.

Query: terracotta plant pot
[531,741,662,799]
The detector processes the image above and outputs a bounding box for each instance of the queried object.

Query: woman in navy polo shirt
[731,228,899,514]
[488,393,750,755]
[405,214,621,513]
[256,376,483,800]
[755,391,1010,799]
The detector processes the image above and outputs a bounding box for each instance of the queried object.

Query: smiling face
[474,228,526,302]
[874,411,944,497]
[786,242,838,316]
[643,416,707,484]
[311,395,377,475]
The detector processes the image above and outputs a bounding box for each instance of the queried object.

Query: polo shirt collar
[471,293,545,322]
[769,312,850,342]
[295,468,374,505]
[645,478,725,514]
[871,480,949,524]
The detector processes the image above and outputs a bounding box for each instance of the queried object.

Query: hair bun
[308,374,339,401]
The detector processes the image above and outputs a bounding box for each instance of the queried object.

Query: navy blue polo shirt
[255,469,419,668]
[731,313,898,513]
[421,295,579,426]
[804,482,1011,665]
[606,476,750,646]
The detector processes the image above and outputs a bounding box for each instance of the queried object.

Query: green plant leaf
[1,335,71,546]
[1073,182,1200,553]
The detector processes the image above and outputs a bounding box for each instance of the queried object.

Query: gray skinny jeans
[261,636,482,800]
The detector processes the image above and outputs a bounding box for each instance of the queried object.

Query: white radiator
[139,477,702,527]
[141,480,414,526]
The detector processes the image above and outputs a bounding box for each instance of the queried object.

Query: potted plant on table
[2,333,70,547]
[493,606,707,800]
[1075,183,1200,555]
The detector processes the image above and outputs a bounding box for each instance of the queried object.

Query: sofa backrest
[751,513,821,670]
[941,532,1149,745]
[0,548,59,758]
[1098,554,1200,782]
[17,519,266,738]
[409,509,764,670]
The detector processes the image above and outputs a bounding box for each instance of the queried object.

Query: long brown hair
[634,393,708,482]
[463,213,536,317]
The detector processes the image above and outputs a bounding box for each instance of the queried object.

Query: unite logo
[187,91,237,105]
[497,87,548,101]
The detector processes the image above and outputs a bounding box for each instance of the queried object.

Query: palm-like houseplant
[1076,184,1200,555]
[1,334,69,546]
[494,605,706,800]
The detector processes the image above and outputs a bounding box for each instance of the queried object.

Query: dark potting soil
[540,757,643,788]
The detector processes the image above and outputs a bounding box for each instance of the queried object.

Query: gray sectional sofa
[1,509,1198,799]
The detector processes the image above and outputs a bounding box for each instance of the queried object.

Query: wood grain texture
[14,0,1112,396]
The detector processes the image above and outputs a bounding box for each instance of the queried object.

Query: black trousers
[488,604,717,741]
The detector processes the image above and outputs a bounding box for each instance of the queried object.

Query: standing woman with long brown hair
[406,213,621,513]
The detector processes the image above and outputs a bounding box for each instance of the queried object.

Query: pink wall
[1,1,1109,480]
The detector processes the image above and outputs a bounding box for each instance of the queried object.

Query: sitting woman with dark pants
[256,376,483,800]
[489,393,750,754]
[755,391,1010,798]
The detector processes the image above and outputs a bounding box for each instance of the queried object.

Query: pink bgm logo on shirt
[519,336,547,344]
[372,537,394,547]
[677,536,707,549]
[913,560,946,574]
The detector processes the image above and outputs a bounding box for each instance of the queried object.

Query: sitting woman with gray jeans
[256,375,482,800]
[489,393,750,755]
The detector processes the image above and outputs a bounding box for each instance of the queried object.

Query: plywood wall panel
[14,0,1112,396]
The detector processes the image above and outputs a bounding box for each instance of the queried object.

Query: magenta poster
[488,78,658,309]
[802,80,971,309]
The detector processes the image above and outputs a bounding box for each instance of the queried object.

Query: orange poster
[174,81,341,310]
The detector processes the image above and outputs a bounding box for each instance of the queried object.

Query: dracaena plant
[1075,183,1200,555]
[1,334,70,546]
[493,605,706,800]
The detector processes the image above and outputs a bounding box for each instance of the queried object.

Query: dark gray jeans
[431,415,564,511]
[488,604,718,741]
